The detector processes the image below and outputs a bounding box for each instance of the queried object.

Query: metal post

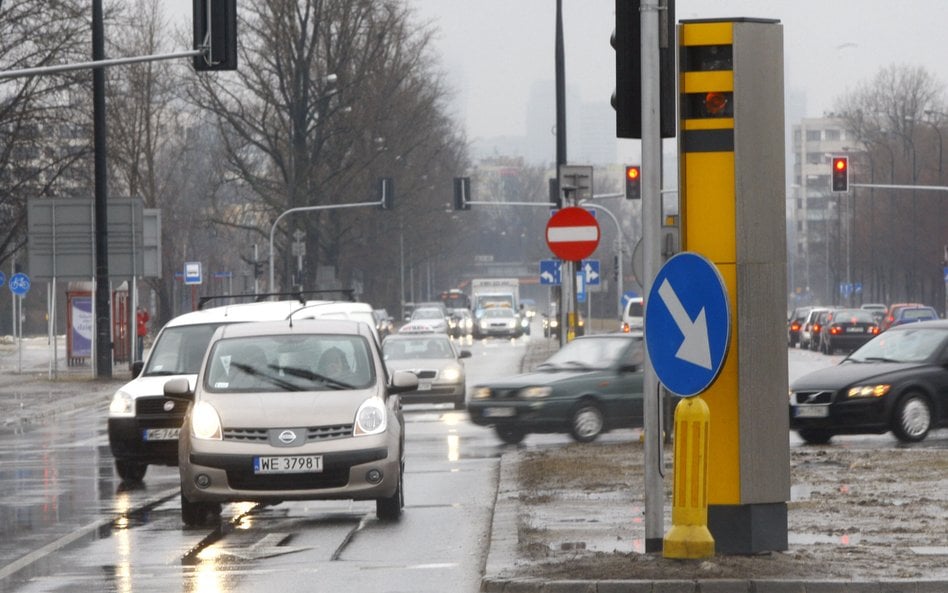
[580,202,624,320]
[93,0,112,378]
[640,0,664,554]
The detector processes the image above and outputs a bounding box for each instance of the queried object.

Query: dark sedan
[468,333,647,444]
[789,320,948,444]
[817,308,879,354]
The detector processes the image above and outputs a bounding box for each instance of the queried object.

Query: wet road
[2,334,945,592]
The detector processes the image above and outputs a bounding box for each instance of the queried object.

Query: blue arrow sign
[645,252,730,397]
[9,272,31,297]
[582,259,600,286]
[576,271,586,303]
[539,259,562,285]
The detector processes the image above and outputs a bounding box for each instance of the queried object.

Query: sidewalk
[0,335,126,432]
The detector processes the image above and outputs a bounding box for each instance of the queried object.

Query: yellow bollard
[663,395,715,559]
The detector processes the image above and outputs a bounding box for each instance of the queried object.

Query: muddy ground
[511,439,948,581]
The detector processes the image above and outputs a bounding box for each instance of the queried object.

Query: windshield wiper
[230,362,302,391]
[859,356,901,363]
[560,360,594,370]
[276,365,356,390]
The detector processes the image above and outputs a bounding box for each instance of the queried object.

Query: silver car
[382,333,471,409]
[165,319,418,526]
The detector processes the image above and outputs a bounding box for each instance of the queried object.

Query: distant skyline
[162,1,948,157]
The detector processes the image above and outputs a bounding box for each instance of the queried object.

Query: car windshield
[900,308,936,321]
[205,334,375,392]
[538,337,641,370]
[831,310,875,323]
[848,327,948,364]
[383,337,454,360]
[144,323,223,376]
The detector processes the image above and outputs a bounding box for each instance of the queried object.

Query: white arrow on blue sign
[645,252,730,397]
[582,259,600,285]
[539,259,562,285]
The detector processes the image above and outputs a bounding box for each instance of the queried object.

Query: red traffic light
[625,165,641,200]
[831,156,849,192]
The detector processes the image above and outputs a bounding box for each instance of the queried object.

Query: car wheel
[495,425,526,445]
[376,462,404,521]
[180,492,221,527]
[797,429,833,445]
[569,400,604,443]
[892,393,932,443]
[115,460,147,482]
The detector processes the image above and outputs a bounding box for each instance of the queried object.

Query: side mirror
[163,377,194,402]
[389,369,419,394]
[458,350,472,359]
[131,360,145,378]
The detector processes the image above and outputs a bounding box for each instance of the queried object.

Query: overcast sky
[164,1,948,142]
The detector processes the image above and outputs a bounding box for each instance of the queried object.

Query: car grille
[792,390,833,405]
[222,424,354,442]
[415,370,437,379]
[484,387,518,400]
[226,468,350,490]
[136,396,188,418]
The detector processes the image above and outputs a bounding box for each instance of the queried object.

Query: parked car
[816,308,879,354]
[473,306,521,339]
[468,333,657,444]
[542,312,585,339]
[381,332,471,409]
[789,319,948,444]
[166,318,417,526]
[799,307,830,350]
[620,297,644,333]
[409,306,449,334]
[886,305,938,329]
[880,303,926,331]
[787,306,812,348]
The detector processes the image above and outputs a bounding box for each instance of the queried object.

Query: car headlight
[847,384,891,398]
[473,386,492,400]
[109,390,134,417]
[440,367,461,382]
[191,401,222,440]
[521,386,552,398]
[354,397,387,436]
[480,320,489,329]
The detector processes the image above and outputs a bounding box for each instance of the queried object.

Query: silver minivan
[166,319,418,526]
[620,297,644,333]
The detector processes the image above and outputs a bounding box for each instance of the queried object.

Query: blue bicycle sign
[9,273,30,296]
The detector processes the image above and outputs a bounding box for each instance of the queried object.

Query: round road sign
[545,207,600,262]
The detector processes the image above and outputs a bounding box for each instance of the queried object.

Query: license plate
[846,327,865,333]
[417,382,432,391]
[142,427,180,441]
[794,406,829,418]
[254,455,323,474]
[483,407,516,418]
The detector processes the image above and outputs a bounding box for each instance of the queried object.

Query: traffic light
[625,165,641,200]
[193,0,238,71]
[548,178,561,209]
[378,177,394,209]
[612,0,676,139]
[453,177,471,210]
[831,157,849,192]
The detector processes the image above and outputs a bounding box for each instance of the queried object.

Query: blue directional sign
[582,259,600,285]
[539,259,562,285]
[645,252,731,397]
[0,271,5,288]
[576,271,586,303]
[9,272,31,297]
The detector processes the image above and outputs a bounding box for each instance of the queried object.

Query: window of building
[825,129,841,141]
[806,130,821,141]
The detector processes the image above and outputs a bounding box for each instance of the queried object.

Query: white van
[620,297,644,333]
[107,298,378,482]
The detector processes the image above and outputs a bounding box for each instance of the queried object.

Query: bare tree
[835,64,947,308]
[188,0,469,304]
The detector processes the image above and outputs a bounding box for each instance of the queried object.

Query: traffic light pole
[268,200,384,294]
[640,0,665,554]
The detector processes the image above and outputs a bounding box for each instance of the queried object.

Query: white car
[382,333,471,409]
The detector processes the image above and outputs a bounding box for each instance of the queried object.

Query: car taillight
[870,326,880,334]
[790,322,801,331]
[830,326,842,335]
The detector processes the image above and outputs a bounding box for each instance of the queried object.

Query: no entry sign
[545,207,600,261]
